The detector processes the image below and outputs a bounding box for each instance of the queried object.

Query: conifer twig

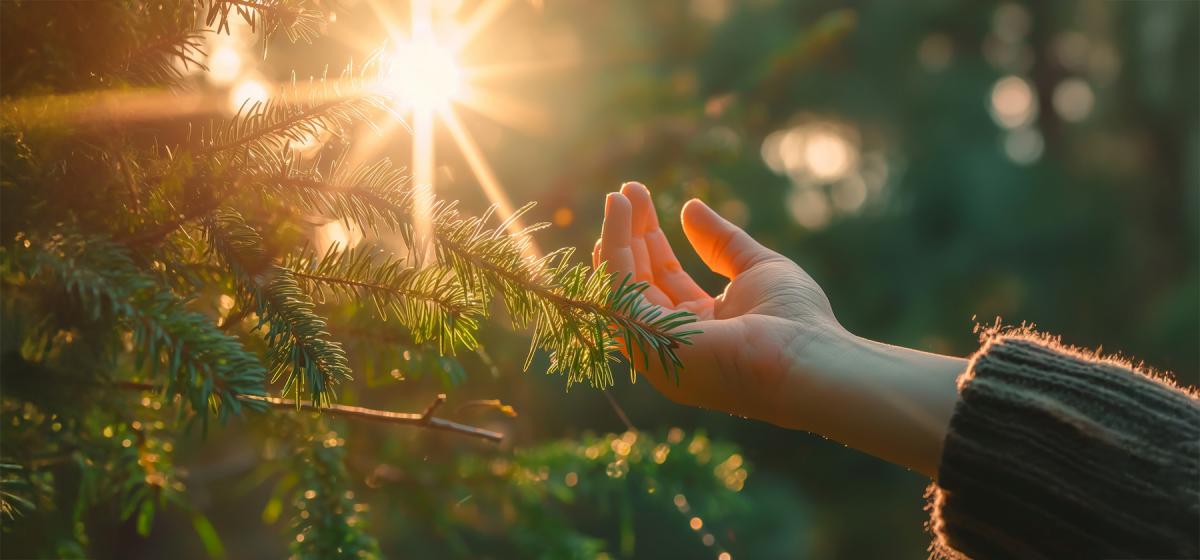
[116,382,502,442]
[420,393,447,423]
[602,390,636,433]
[117,197,223,245]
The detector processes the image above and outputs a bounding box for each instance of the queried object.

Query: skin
[594,182,967,480]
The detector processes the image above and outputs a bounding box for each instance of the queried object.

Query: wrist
[770,321,859,427]
[775,324,967,479]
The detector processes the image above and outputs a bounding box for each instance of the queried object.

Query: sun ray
[343,117,406,169]
[0,89,218,128]
[462,58,579,83]
[411,106,437,263]
[366,0,409,45]
[411,0,435,36]
[456,88,551,136]
[353,0,543,258]
[324,24,386,59]
[450,0,512,52]
[438,104,540,256]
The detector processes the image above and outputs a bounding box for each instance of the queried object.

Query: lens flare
[381,36,464,111]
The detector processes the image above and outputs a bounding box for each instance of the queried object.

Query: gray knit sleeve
[927,335,1200,560]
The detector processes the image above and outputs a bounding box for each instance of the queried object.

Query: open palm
[594,182,844,424]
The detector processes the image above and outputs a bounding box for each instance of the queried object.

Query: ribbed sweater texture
[928,335,1200,560]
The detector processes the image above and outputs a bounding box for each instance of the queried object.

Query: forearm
[778,329,966,479]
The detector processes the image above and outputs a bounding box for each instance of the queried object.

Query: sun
[324,0,563,253]
[381,35,464,112]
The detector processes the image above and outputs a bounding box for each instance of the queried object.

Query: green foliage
[0,1,714,557]
[283,243,483,355]
[238,144,699,390]
[430,203,699,388]
[206,209,353,406]
[282,419,382,560]
[0,464,34,520]
[356,428,748,559]
[7,233,268,423]
[200,91,384,165]
[201,0,323,47]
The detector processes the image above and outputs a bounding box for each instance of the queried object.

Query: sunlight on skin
[594,182,966,479]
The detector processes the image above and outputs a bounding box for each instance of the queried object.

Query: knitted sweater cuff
[926,334,1199,560]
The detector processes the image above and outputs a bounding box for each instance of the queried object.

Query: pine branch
[241,150,415,233]
[205,210,353,406]
[239,154,701,388]
[117,382,503,442]
[201,0,323,47]
[117,196,223,246]
[196,89,383,164]
[432,209,701,388]
[0,464,34,520]
[257,393,501,442]
[281,244,483,355]
[13,233,269,424]
[122,28,208,84]
[284,418,382,560]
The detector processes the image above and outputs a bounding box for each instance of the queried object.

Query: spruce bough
[0,1,724,558]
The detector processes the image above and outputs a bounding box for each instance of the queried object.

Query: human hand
[594,182,845,427]
[595,182,966,479]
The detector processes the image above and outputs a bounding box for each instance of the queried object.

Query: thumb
[681,199,775,278]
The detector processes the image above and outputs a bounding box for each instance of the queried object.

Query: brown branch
[437,236,688,361]
[116,382,502,442]
[420,393,447,423]
[116,197,222,245]
[603,389,636,432]
[288,269,474,318]
[218,304,254,331]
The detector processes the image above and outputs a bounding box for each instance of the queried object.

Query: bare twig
[603,389,636,432]
[116,196,222,246]
[420,393,447,424]
[116,382,502,442]
[218,304,253,331]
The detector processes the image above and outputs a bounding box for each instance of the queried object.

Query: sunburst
[346,0,552,254]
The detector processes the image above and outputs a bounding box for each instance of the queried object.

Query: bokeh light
[207,44,242,85]
[787,187,832,230]
[228,77,270,113]
[1004,126,1044,165]
[989,75,1037,129]
[992,3,1031,44]
[313,219,364,251]
[763,118,871,229]
[804,131,853,180]
[1052,78,1095,123]
[917,33,954,72]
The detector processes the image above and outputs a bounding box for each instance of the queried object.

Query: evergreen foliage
[0,1,732,557]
